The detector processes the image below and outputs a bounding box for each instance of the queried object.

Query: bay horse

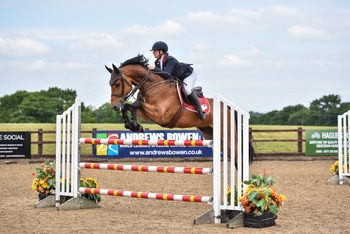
[105,54,255,164]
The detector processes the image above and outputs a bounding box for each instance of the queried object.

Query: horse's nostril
[112,105,121,111]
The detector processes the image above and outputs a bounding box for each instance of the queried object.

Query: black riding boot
[187,91,206,121]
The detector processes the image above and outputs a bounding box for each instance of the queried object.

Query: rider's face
[152,50,162,59]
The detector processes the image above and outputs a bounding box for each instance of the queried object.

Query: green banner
[306,130,339,156]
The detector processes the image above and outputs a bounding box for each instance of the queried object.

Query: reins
[110,66,182,102]
[110,67,152,102]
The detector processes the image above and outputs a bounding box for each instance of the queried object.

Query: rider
[148,41,206,121]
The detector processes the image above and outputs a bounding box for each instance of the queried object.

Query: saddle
[178,83,209,112]
[161,82,210,128]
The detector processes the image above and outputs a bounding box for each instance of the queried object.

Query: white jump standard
[55,94,251,225]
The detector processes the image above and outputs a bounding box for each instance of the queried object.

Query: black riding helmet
[150,41,168,52]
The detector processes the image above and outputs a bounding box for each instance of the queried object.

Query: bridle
[109,67,152,102]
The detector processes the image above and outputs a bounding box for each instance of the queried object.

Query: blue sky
[0,0,349,113]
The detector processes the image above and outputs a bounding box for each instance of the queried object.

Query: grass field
[250,125,337,153]
[0,123,338,155]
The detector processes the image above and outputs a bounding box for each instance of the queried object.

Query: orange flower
[240,195,249,205]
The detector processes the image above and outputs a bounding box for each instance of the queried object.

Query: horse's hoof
[124,123,131,130]
[138,126,144,133]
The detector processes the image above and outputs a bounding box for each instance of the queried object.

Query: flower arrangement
[240,169,286,216]
[330,161,340,175]
[80,177,101,203]
[329,156,350,176]
[226,185,238,206]
[30,160,56,198]
[30,160,101,203]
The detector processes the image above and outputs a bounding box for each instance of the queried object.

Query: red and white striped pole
[79,138,212,147]
[79,187,212,203]
[79,162,213,175]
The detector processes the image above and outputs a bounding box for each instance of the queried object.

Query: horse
[105,54,255,165]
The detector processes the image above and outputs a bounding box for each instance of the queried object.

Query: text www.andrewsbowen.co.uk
[128,149,204,156]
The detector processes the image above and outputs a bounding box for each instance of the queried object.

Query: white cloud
[269,5,301,16]
[238,46,260,58]
[69,34,123,51]
[216,55,252,67]
[185,11,217,21]
[193,43,211,50]
[123,20,185,36]
[214,46,259,68]
[287,25,331,41]
[230,9,259,18]
[0,37,50,57]
[48,62,98,70]
[27,60,46,71]
[184,11,245,24]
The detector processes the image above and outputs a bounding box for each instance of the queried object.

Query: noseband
[109,67,152,102]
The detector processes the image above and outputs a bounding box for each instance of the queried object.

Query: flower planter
[38,192,50,201]
[226,210,241,220]
[243,211,277,228]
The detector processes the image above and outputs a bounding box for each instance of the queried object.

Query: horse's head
[105,64,133,111]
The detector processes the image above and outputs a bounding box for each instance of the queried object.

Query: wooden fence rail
[26,127,307,159]
[250,127,305,156]
[30,128,97,159]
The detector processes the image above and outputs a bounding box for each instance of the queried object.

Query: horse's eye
[115,83,121,88]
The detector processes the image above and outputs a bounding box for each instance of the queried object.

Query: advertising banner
[305,130,343,156]
[0,132,31,159]
[93,130,213,158]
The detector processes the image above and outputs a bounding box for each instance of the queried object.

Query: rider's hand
[148,65,155,70]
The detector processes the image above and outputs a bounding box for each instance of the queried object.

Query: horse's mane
[119,54,149,69]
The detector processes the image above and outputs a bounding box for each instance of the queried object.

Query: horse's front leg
[129,101,144,132]
[121,103,133,130]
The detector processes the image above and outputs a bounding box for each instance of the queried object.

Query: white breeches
[183,70,197,95]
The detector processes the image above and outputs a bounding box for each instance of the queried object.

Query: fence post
[38,128,43,158]
[92,128,97,156]
[249,127,252,143]
[297,127,302,153]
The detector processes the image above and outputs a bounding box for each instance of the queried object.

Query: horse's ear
[112,63,120,74]
[105,65,113,73]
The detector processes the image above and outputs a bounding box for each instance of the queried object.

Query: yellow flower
[31,178,39,191]
[29,160,56,195]
[241,170,285,216]
[279,194,286,202]
[227,186,231,197]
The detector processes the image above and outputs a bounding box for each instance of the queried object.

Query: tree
[309,94,341,126]
[0,90,30,122]
[81,104,97,123]
[0,88,77,123]
[15,93,63,123]
[249,94,349,126]
[95,102,124,123]
[249,111,263,125]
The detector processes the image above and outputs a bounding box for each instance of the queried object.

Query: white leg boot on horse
[187,91,206,121]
